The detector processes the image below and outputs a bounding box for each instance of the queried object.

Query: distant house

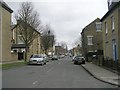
[72,45,82,56]
[11,20,42,61]
[101,0,120,67]
[55,46,66,55]
[0,0,13,63]
[81,18,103,62]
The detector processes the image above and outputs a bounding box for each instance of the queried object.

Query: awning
[11,44,26,49]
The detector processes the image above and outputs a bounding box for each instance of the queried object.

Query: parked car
[43,54,49,62]
[74,56,85,65]
[72,56,76,61]
[59,55,65,59]
[48,55,52,60]
[29,54,47,65]
[51,55,58,60]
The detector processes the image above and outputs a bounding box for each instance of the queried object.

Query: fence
[103,58,119,71]
[93,56,120,73]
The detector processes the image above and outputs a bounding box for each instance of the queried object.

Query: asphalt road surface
[2,56,118,88]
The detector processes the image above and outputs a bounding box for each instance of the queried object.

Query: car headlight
[38,59,41,61]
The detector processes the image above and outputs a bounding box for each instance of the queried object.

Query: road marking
[33,81,38,85]
[47,67,54,73]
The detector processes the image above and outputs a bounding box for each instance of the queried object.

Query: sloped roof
[0,0,13,13]
[12,20,41,35]
[81,18,100,34]
[101,1,120,21]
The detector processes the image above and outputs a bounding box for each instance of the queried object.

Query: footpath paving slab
[81,62,120,86]
[0,60,24,64]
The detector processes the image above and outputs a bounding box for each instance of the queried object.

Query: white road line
[47,67,54,73]
[33,81,38,85]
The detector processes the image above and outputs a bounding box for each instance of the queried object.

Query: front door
[18,52,24,60]
[112,39,117,62]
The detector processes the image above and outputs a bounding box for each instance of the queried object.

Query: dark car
[74,56,85,65]
[72,56,76,61]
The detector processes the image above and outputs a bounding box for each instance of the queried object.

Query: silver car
[29,54,47,65]
[51,55,58,60]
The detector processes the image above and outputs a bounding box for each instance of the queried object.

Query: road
[2,56,118,88]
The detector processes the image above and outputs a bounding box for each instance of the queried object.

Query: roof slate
[101,1,120,21]
[0,0,13,13]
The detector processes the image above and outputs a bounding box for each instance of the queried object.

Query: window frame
[95,22,102,32]
[105,22,108,34]
[87,36,93,45]
[111,15,115,31]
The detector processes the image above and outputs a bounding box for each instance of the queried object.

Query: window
[105,41,109,57]
[13,30,15,39]
[88,51,93,52]
[105,22,108,34]
[87,36,93,45]
[112,39,118,61]
[108,0,113,6]
[95,22,102,32]
[18,35,24,44]
[111,16,115,31]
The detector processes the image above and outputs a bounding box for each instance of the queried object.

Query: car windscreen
[31,55,42,58]
[75,56,80,59]
[75,57,83,60]
[75,57,81,59]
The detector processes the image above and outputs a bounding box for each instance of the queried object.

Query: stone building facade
[11,21,42,61]
[0,1,13,62]
[81,18,103,63]
[101,1,120,68]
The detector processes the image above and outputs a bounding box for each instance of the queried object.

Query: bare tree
[41,24,55,55]
[74,36,82,47]
[15,2,41,62]
[60,41,68,51]
[60,41,66,49]
[60,41,68,54]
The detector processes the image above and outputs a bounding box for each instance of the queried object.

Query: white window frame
[87,36,93,45]
[18,35,24,44]
[95,22,102,32]
[105,22,108,34]
[111,16,115,31]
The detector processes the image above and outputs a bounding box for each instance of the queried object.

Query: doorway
[18,52,24,60]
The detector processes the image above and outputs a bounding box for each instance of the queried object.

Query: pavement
[81,62,120,87]
[0,60,24,64]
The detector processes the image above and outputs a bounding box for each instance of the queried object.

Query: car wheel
[40,62,43,65]
[44,62,46,65]
[74,62,77,64]
[82,61,85,64]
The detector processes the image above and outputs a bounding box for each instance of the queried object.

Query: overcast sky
[4,0,108,49]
